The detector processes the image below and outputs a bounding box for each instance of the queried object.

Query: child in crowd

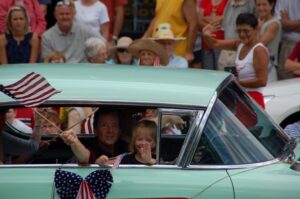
[44,51,66,63]
[96,120,157,165]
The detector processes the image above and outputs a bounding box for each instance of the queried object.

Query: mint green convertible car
[0,64,299,199]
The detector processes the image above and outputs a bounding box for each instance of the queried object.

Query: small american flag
[153,56,161,67]
[0,72,61,107]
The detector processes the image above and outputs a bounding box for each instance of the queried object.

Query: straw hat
[109,36,133,53]
[128,39,169,66]
[150,23,185,41]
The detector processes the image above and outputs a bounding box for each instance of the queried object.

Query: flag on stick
[0,72,61,107]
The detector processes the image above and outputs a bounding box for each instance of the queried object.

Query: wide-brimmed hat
[150,23,185,41]
[109,36,133,52]
[128,39,169,66]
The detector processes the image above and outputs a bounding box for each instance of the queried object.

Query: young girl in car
[96,120,157,165]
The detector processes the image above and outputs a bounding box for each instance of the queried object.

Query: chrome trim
[180,92,218,168]
[157,108,200,165]
[0,101,205,110]
[176,110,204,166]
[187,158,280,170]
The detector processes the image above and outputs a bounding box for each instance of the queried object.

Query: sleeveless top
[235,42,268,92]
[260,19,281,66]
[152,0,187,56]
[5,32,33,64]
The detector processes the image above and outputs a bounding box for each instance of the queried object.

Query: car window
[158,109,198,165]
[191,83,289,165]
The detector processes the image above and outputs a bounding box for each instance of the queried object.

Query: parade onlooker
[44,51,66,63]
[274,0,300,80]
[198,0,228,70]
[74,0,110,40]
[151,23,188,68]
[0,0,46,37]
[84,37,108,64]
[143,0,198,63]
[100,0,128,43]
[38,0,52,14]
[0,6,39,64]
[128,39,169,66]
[107,36,137,65]
[256,0,281,82]
[218,0,255,71]
[285,41,300,77]
[203,13,269,108]
[41,0,102,63]
[284,121,300,138]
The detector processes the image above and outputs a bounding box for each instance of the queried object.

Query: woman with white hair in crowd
[84,37,108,64]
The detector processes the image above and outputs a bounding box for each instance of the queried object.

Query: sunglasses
[55,0,73,8]
[117,48,129,53]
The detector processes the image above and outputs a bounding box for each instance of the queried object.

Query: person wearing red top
[198,0,228,70]
[0,0,46,37]
[285,41,300,77]
[100,0,128,42]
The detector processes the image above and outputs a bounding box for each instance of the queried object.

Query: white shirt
[235,43,267,92]
[167,54,188,68]
[74,1,110,34]
[274,0,300,41]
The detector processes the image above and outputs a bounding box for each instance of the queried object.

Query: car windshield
[192,82,289,165]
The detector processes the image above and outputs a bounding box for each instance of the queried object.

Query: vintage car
[263,78,300,128]
[0,64,299,199]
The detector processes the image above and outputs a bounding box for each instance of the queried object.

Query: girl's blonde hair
[6,6,29,34]
[129,120,157,153]
[44,51,66,63]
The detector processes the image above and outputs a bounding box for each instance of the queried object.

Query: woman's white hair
[84,37,106,59]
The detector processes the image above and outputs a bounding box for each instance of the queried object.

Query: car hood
[263,78,300,97]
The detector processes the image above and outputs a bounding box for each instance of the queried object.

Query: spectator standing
[151,23,188,69]
[38,0,51,14]
[0,5,39,64]
[198,0,228,70]
[0,0,46,37]
[274,0,300,80]
[100,0,128,43]
[128,39,169,67]
[74,0,110,40]
[285,41,300,77]
[203,13,269,108]
[84,37,108,64]
[218,0,255,71]
[41,1,102,63]
[143,0,198,64]
[107,36,137,65]
[256,0,281,82]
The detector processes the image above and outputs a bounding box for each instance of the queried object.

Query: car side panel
[107,168,231,198]
[228,163,300,199]
[0,168,55,199]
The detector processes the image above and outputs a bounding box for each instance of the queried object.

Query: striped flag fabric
[76,181,95,199]
[0,72,61,107]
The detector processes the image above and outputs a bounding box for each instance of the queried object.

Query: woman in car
[0,5,39,64]
[0,108,41,164]
[128,39,169,66]
[203,13,269,108]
